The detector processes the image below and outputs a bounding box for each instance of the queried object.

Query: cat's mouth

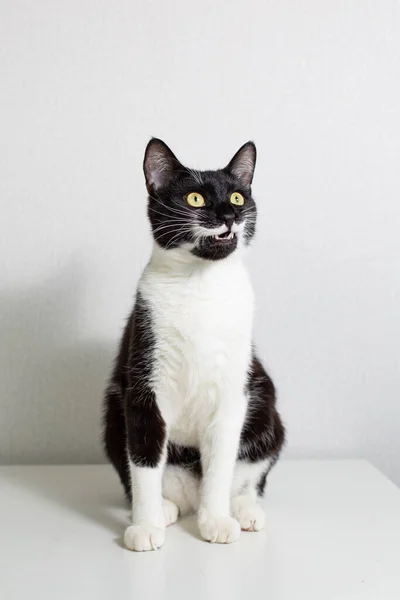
[213,231,236,242]
[192,227,239,259]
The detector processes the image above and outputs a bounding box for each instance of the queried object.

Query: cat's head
[143,138,257,261]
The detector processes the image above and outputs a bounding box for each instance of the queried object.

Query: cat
[103,138,285,551]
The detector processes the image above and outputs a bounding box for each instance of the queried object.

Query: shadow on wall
[0,261,115,465]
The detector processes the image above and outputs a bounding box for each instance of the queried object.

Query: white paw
[231,496,266,532]
[124,524,165,552]
[163,498,179,527]
[198,513,241,544]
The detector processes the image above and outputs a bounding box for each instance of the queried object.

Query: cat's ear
[224,141,256,187]
[143,138,182,194]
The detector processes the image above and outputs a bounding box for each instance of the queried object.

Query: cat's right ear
[143,138,181,194]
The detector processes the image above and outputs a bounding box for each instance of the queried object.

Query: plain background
[1,1,399,484]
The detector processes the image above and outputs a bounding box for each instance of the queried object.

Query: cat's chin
[191,233,238,261]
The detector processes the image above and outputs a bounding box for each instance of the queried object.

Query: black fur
[167,443,202,477]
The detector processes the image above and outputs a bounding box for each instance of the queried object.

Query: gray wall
[1,1,399,484]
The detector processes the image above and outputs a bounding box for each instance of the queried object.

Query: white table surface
[1,461,400,600]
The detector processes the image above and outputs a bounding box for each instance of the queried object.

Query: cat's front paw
[231,496,266,532]
[198,513,240,544]
[124,524,165,552]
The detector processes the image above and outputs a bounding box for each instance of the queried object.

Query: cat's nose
[221,213,235,230]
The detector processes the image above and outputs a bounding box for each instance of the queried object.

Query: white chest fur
[139,246,254,446]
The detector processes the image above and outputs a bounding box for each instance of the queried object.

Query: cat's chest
[140,259,254,400]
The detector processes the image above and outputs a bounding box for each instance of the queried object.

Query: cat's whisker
[149,207,190,221]
[171,199,195,214]
[157,228,194,242]
[160,226,197,249]
[149,195,192,219]
[155,207,192,220]
[152,221,191,235]
[164,232,186,249]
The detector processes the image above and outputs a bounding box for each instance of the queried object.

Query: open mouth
[213,231,236,242]
[192,228,238,259]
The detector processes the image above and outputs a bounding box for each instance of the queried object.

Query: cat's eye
[186,192,205,208]
[230,192,245,206]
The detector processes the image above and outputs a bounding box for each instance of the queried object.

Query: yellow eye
[186,192,205,208]
[230,192,245,206]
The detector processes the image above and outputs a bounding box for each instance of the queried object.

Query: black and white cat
[103,139,285,551]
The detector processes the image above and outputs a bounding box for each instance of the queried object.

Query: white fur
[160,459,271,522]
[231,496,266,531]
[192,223,229,237]
[198,514,241,544]
[231,221,246,234]
[162,498,179,526]
[126,235,259,549]
[129,460,166,527]
[127,457,168,550]
[192,221,245,239]
[124,524,165,552]
[232,457,273,497]
[162,465,200,516]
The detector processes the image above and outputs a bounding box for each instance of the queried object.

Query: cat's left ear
[224,141,256,187]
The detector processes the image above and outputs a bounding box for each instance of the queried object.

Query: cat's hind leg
[231,459,272,532]
[162,498,179,527]
[232,355,286,532]
[162,465,200,520]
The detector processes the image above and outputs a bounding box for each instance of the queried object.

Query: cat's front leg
[124,389,168,552]
[198,400,246,544]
